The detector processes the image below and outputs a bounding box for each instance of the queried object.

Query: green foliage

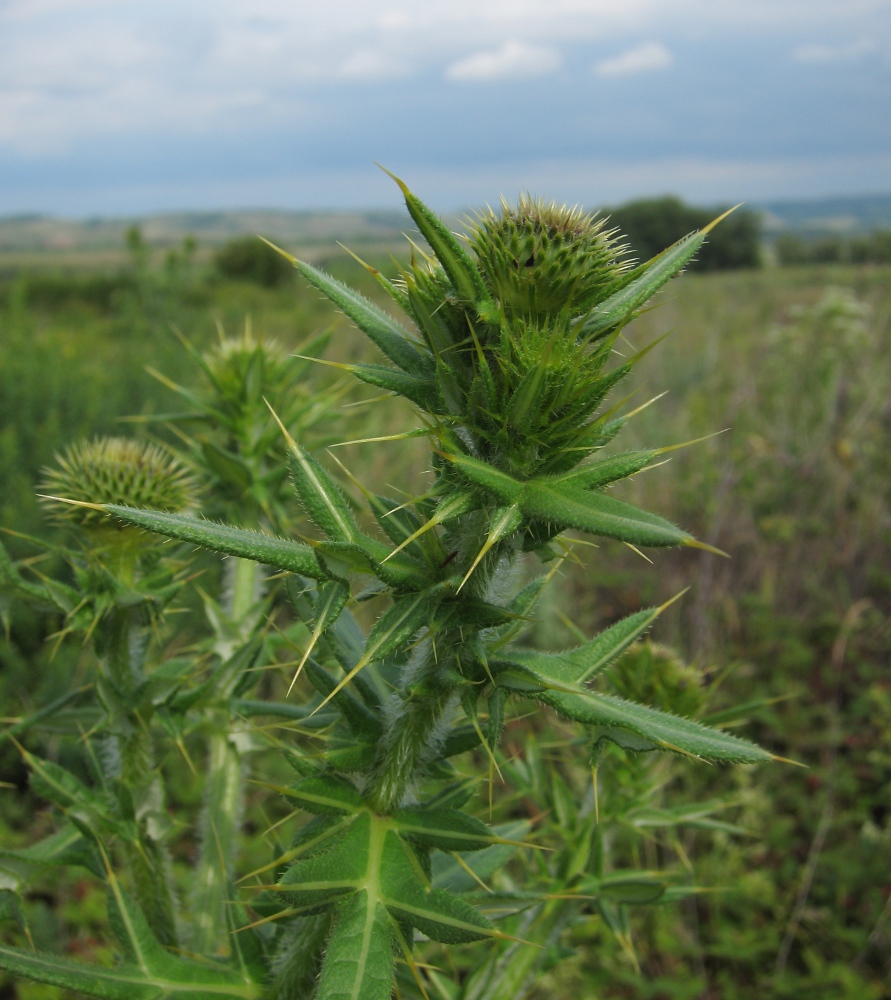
[5,183,889,999]
[216,236,295,287]
[607,196,762,271]
[0,176,772,1000]
[775,229,891,265]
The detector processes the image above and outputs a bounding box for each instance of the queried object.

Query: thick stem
[366,511,520,813]
[189,726,244,954]
[98,605,180,947]
[365,648,459,813]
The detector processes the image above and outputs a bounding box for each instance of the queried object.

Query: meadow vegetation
[0,215,889,1000]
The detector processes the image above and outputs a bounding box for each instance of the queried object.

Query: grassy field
[1,243,889,999]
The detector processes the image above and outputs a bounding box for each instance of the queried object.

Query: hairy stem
[189,727,243,954]
[98,606,180,947]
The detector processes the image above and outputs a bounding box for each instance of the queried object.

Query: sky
[0,0,889,215]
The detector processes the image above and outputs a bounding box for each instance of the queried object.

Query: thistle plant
[3,437,200,947]
[0,176,776,1000]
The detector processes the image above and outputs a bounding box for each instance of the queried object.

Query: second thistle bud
[41,437,199,534]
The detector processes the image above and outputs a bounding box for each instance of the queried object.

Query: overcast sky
[1,0,889,215]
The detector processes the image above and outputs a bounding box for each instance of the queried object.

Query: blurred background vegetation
[1,195,889,999]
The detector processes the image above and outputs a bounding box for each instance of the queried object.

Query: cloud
[595,41,672,77]
[793,39,875,63]
[337,49,411,80]
[446,40,562,82]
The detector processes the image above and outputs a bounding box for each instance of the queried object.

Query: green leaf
[0,880,259,1000]
[314,891,394,1000]
[288,445,359,543]
[379,832,495,943]
[368,494,425,553]
[282,775,365,816]
[385,170,491,310]
[576,229,705,339]
[432,821,531,893]
[0,823,104,880]
[393,807,497,852]
[305,660,383,741]
[546,450,657,491]
[537,688,772,763]
[502,605,667,685]
[519,484,691,548]
[102,506,324,577]
[24,753,133,842]
[439,450,523,504]
[349,364,443,412]
[0,686,90,746]
[292,258,433,376]
[200,441,253,490]
[361,592,433,669]
[277,813,370,907]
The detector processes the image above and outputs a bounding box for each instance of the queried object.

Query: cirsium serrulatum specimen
[0,178,771,1000]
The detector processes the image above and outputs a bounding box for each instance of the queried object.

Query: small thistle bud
[469,195,629,320]
[203,329,291,422]
[41,437,199,530]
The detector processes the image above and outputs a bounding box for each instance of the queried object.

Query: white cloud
[793,39,875,62]
[0,0,887,163]
[446,40,562,81]
[338,50,411,80]
[595,41,672,77]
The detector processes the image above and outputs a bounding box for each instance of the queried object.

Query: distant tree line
[605,196,762,271]
[775,230,891,266]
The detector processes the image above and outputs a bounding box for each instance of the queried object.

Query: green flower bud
[469,195,629,320]
[41,437,199,530]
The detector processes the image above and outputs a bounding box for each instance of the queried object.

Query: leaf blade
[101,507,324,577]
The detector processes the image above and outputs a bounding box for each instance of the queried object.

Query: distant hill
[756,193,891,235]
[0,209,410,255]
[1,193,889,258]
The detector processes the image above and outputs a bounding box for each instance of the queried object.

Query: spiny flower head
[203,328,293,434]
[41,437,199,531]
[469,195,630,321]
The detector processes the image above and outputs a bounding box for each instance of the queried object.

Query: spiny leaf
[23,753,132,842]
[392,808,497,852]
[288,255,434,377]
[100,506,324,578]
[304,660,383,742]
[432,822,531,895]
[576,228,707,340]
[546,450,658,491]
[281,775,365,816]
[382,490,477,563]
[277,813,370,906]
[0,945,256,1000]
[0,877,260,1000]
[438,451,523,505]
[502,596,684,685]
[349,364,443,412]
[381,167,491,311]
[287,445,359,543]
[537,688,771,763]
[314,890,394,1000]
[519,484,691,548]
[311,592,434,713]
[457,504,523,592]
[379,832,496,943]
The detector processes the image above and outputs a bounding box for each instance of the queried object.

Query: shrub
[215,235,294,286]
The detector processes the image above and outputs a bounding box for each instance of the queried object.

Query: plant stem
[98,605,179,947]
[189,725,243,954]
[366,643,460,812]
